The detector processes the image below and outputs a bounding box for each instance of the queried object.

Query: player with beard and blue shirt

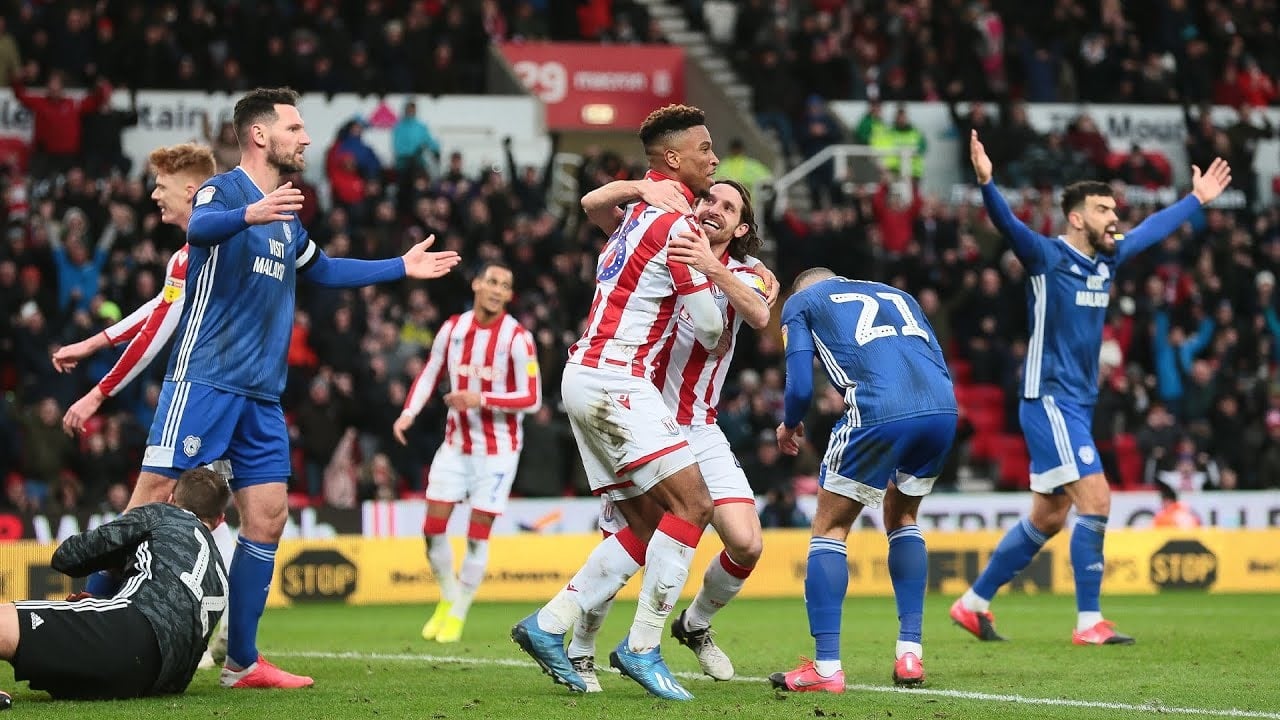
[108,88,459,689]
[770,268,956,692]
[951,131,1231,647]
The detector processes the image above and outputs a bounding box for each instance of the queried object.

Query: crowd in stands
[720,0,1279,108]
[2,2,1280,519]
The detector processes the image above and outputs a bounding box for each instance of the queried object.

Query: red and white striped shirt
[653,255,768,425]
[402,311,542,456]
[567,170,711,380]
[98,245,190,397]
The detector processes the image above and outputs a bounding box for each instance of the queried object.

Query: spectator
[715,138,773,193]
[392,101,441,181]
[20,397,75,507]
[80,81,139,178]
[758,484,809,529]
[872,105,926,180]
[10,68,110,177]
[0,17,20,86]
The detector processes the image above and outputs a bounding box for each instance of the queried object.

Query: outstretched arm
[1116,157,1231,265]
[299,232,459,287]
[972,130,1048,272]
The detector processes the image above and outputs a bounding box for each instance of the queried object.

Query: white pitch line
[270,650,1280,719]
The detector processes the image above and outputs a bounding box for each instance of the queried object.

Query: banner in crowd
[497,43,684,130]
[828,100,1280,201]
[2,528,1275,604]
[0,90,551,183]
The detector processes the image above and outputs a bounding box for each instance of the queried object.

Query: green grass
[3,594,1278,719]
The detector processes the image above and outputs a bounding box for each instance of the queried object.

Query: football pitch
[3,594,1277,719]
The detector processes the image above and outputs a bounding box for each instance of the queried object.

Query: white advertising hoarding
[830,100,1280,204]
[0,89,551,186]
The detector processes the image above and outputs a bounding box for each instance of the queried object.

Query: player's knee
[1030,508,1069,536]
[727,531,763,567]
[684,491,714,527]
[241,503,287,542]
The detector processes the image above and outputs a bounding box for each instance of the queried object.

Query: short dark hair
[639,104,706,153]
[477,260,513,280]
[172,467,231,525]
[1060,180,1113,219]
[711,179,761,261]
[792,266,837,293]
[232,87,300,145]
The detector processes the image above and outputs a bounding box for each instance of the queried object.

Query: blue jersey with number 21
[781,277,955,426]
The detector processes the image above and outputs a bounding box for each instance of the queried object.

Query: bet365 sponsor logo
[1149,540,1217,590]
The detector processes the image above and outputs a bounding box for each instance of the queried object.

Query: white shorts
[425,443,521,515]
[562,363,697,501]
[598,423,752,534]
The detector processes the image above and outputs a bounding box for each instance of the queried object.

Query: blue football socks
[806,537,849,663]
[227,536,277,668]
[887,525,927,644]
[1071,514,1108,613]
[972,517,1049,601]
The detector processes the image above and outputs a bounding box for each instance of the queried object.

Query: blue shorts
[141,381,291,489]
[819,412,956,508]
[1019,396,1102,494]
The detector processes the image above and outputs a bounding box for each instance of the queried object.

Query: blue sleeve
[1115,195,1201,265]
[299,248,406,288]
[781,298,816,429]
[980,181,1048,273]
[187,182,249,248]
[783,350,814,429]
[1178,316,1215,372]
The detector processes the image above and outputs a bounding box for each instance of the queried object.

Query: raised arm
[1115,158,1231,265]
[972,130,1048,272]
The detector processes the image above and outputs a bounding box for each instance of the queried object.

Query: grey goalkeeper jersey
[51,503,228,695]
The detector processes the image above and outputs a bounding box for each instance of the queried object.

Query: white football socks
[684,550,752,631]
[1077,611,1104,632]
[814,659,842,677]
[629,521,700,652]
[537,533,641,635]
[451,538,488,620]
[569,597,614,659]
[961,588,991,613]
[425,535,459,604]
